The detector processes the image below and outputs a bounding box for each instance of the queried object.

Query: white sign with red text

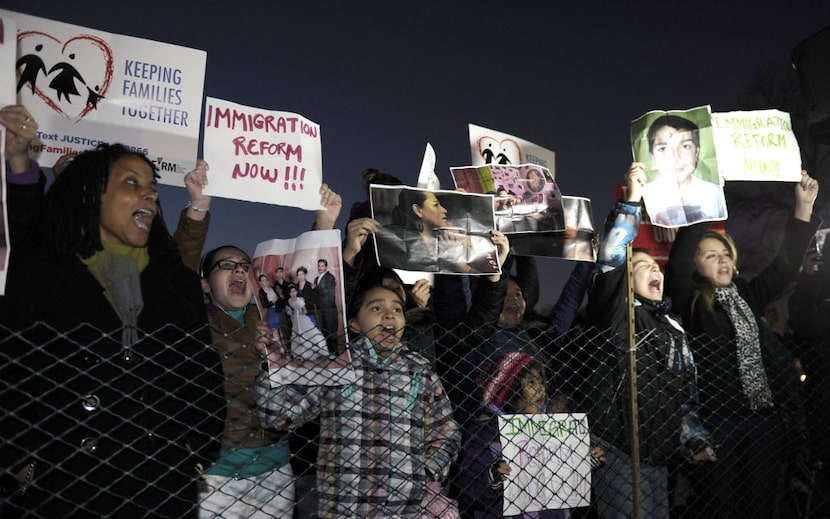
[203,96,323,211]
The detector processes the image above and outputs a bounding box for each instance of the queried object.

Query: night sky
[5,1,830,308]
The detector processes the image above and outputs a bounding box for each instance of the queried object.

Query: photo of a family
[250,231,346,363]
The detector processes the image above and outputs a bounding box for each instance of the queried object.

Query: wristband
[187,201,210,212]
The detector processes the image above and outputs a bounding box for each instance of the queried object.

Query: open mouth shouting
[228,276,247,295]
[376,324,402,345]
[647,276,662,295]
[133,207,155,232]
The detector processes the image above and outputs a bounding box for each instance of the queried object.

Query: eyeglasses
[210,259,252,273]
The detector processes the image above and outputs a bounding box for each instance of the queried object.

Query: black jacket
[1,175,225,518]
[587,265,705,465]
[584,200,709,466]
[665,216,819,418]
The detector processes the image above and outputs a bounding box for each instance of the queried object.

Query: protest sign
[508,196,596,261]
[499,413,592,514]
[612,181,724,267]
[252,229,354,385]
[417,142,440,190]
[394,270,434,288]
[0,16,16,105]
[370,185,500,275]
[3,9,205,186]
[468,123,555,172]
[203,96,323,210]
[0,129,7,294]
[711,109,802,181]
[631,106,727,228]
[451,163,564,234]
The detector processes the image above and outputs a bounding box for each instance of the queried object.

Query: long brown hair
[691,230,739,312]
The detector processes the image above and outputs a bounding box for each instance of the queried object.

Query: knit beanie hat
[482,351,535,407]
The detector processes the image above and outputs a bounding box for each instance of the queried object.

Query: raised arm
[173,160,211,272]
[465,230,511,326]
[596,163,645,272]
[0,105,38,174]
[2,105,43,253]
[586,163,647,326]
[312,184,342,230]
[547,261,594,337]
[741,172,820,311]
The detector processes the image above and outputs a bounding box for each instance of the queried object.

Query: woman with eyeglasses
[1,128,225,517]
[188,175,341,518]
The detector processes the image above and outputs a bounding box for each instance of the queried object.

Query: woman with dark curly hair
[1,123,225,518]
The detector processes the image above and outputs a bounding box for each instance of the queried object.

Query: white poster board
[711,109,802,181]
[0,129,7,295]
[203,96,323,210]
[2,9,205,185]
[416,142,440,190]
[0,15,16,105]
[468,123,555,173]
[499,413,592,514]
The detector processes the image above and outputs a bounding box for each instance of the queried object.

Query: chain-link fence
[1,321,828,518]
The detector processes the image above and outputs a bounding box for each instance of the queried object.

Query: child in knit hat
[457,351,605,519]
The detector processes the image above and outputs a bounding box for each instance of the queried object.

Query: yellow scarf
[80,242,150,306]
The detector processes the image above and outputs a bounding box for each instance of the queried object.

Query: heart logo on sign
[16,30,114,122]
[478,136,522,165]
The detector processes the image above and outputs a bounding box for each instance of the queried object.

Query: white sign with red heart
[16,29,113,122]
[468,123,556,174]
[2,9,206,187]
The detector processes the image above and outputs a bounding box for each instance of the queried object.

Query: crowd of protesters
[1,104,827,519]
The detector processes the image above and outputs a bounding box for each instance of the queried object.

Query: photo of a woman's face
[526,169,545,192]
[650,125,699,184]
[414,192,448,229]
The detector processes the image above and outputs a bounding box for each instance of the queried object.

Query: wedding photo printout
[251,229,354,386]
